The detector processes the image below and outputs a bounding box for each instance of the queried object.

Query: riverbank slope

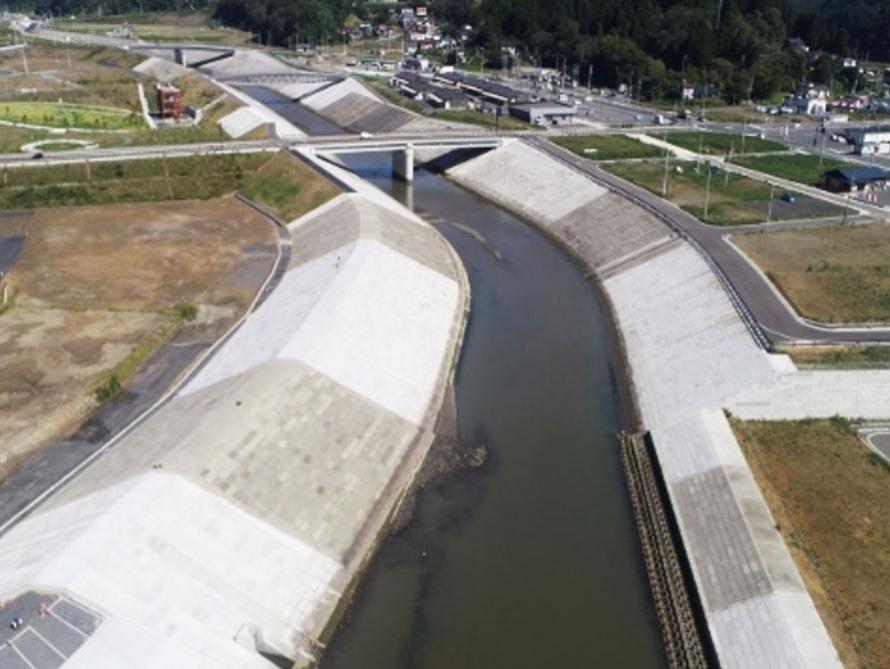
[0,160,468,667]
[447,137,890,668]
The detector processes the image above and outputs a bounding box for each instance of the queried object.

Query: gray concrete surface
[0,187,468,666]
[447,142,847,668]
[0,593,101,669]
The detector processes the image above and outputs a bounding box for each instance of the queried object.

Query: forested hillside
[9,0,889,100]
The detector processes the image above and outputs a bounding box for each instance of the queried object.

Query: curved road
[527,135,890,346]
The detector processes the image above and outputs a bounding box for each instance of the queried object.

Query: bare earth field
[733,419,890,669]
[0,45,144,111]
[733,224,890,323]
[0,197,277,479]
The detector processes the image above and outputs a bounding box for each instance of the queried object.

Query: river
[320,152,666,668]
[233,85,666,666]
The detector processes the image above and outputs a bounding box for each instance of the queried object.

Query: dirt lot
[0,45,144,111]
[733,418,890,669]
[0,198,277,479]
[734,224,890,323]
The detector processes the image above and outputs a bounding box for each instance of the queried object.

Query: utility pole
[704,162,713,221]
[21,44,29,76]
[661,135,671,197]
[588,63,592,90]
[697,130,704,172]
[766,183,776,223]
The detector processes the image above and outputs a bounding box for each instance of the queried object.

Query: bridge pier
[393,144,414,183]
[174,48,187,67]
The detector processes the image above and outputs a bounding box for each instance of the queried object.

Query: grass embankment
[734,224,890,323]
[732,154,855,186]
[0,101,143,130]
[0,150,336,214]
[171,72,224,109]
[733,418,890,669]
[605,160,842,226]
[553,134,662,160]
[239,151,339,221]
[780,345,890,368]
[0,153,267,208]
[94,301,197,401]
[661,131,786,155]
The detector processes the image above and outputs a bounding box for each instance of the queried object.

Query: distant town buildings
[433,71,526,105]
[508,101,577,125]
[391,70,468,109]
[844,126,890,155]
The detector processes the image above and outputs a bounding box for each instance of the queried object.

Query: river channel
[320,153,666,668]
[238,86,666,666]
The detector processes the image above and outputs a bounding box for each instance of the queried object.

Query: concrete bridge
[129,43,235,68]
[301,135,503,182]
[218,72,341,85]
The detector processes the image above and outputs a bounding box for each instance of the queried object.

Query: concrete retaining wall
[446,138,863,669]
[0,165,469,667]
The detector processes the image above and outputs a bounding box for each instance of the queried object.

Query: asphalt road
[0,139,280,166]
[0,234,24,278]
[528,136,890,346]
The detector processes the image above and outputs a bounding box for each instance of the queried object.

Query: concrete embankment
[300,78,452,135]
[446,137,888,668]
[0,159,469,667]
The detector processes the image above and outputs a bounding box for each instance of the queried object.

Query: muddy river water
[319,153,666,668]
[239,85,666,666]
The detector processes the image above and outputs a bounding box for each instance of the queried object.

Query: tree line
[10,0,889,102]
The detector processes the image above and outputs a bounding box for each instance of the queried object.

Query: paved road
[0,235,24,277]
[528,136,890,345]
[0,138,281,166]
[861,428,890,463]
